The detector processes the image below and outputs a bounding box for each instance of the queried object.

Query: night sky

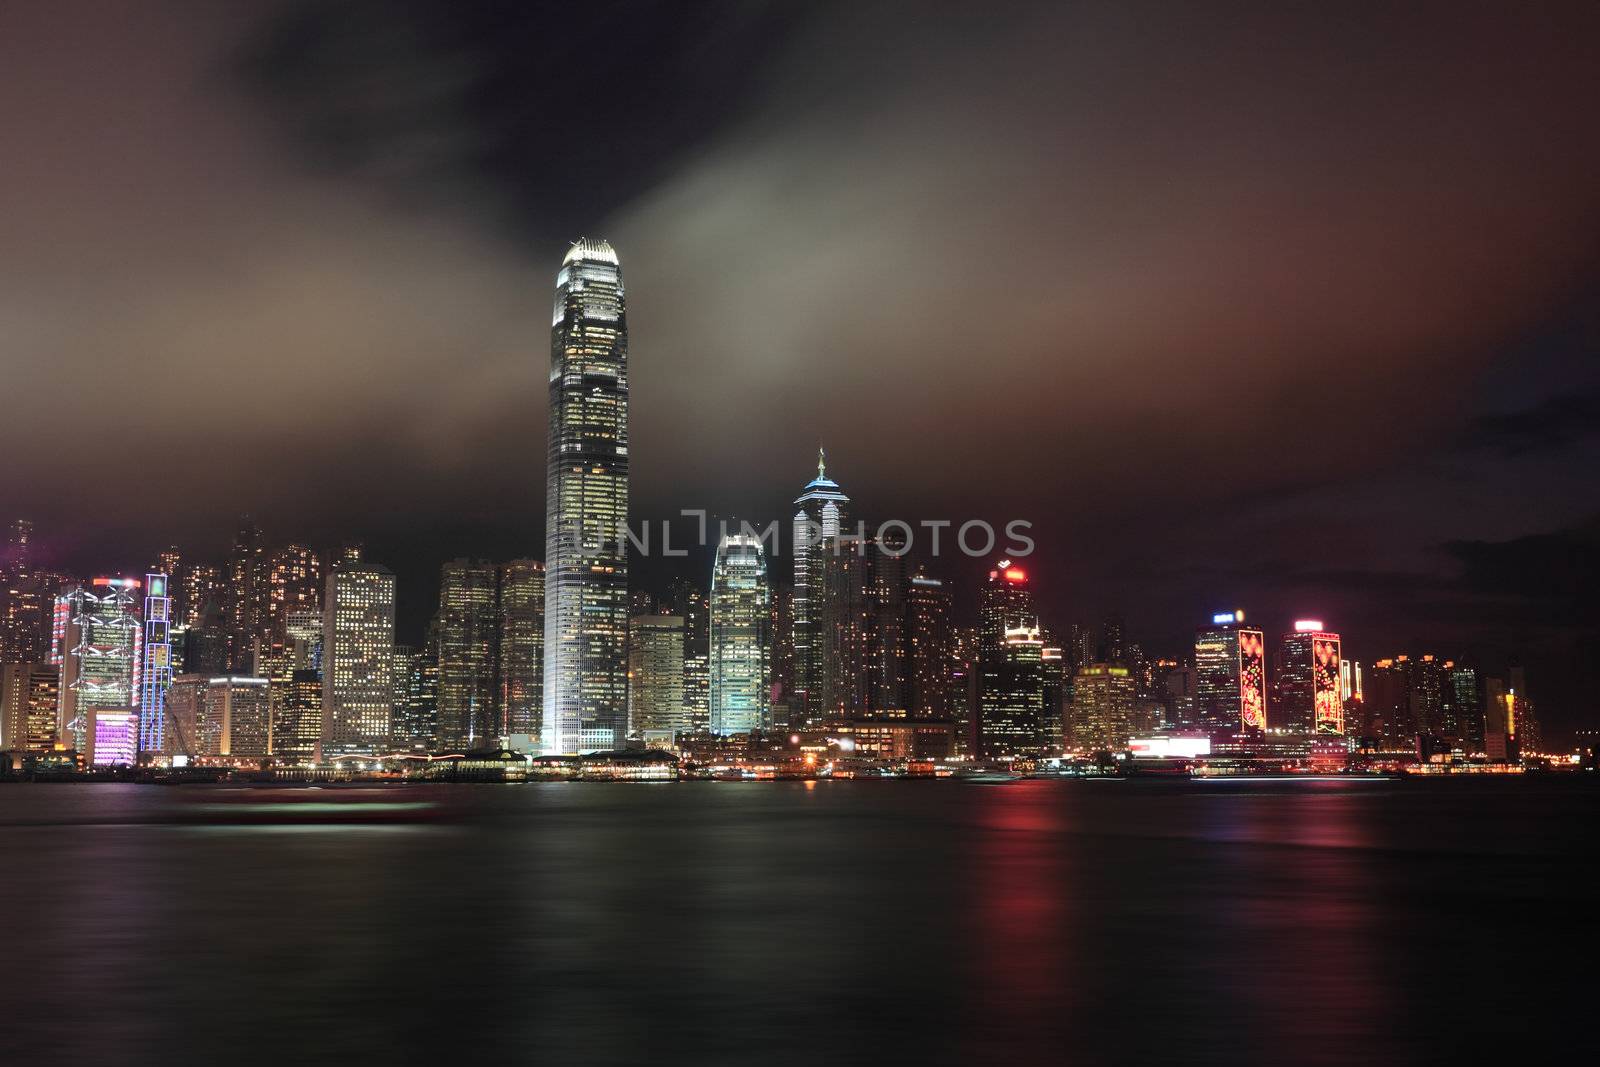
[3,2,1598,735]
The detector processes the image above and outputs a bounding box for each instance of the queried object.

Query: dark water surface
[1,778,1592,1065]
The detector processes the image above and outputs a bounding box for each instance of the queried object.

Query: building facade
[628,614,685,738]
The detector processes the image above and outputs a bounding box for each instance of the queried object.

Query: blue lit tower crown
[542,238,630,754]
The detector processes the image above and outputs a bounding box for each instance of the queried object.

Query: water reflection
[0,780,1591,1065]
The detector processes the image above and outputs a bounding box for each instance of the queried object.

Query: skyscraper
[543,238,629,754]
[435,559,499,750]
[1194,610,1267,735]
[226,519,266,670]
[260,544,322,649]
[669,577,710,734]
[815,535,870,721]
[1,521,70,666]
[498,559,544,741]
[1070,663,1135,751]
[976,562,1047,759]
[321,559,395,756]
[138,573,173,759]
[1446,663,1483,751]
[392,643,439,753]
[1,661,60,752]
[710,534,770,735]
[1273,621,1343,735]
[174,560,222,631]
[905,572,955,720]
[184,676,272,759]
[628,614,685,739]
[792,450,849,726]
[55,578,142,765]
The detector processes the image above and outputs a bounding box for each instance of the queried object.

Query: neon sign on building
[1237,628,1267,730]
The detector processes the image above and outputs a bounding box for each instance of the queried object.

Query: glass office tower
[542,238,630,754]
[710,534,770,734]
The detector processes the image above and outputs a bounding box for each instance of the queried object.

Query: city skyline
[2,3,1595,726]
[2,2,1597,744]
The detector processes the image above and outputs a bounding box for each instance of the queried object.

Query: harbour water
[1,778,1591,1065]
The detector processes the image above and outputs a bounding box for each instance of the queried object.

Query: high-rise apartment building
[543,238,629,754]
[710,534,770,735]
[321,559,395,756]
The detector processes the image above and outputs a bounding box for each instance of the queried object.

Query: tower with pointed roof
[791,448,850,726]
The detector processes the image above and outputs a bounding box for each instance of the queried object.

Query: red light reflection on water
[963,781,1074,1054]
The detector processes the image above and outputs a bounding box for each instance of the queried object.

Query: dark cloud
[1463,389,1600,457]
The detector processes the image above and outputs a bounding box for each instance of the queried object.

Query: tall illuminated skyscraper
[1273,620,1343,735]
[710,534,770,735]
[434,559,499,750]
[543,238,629,754]
[498,560,544,741]
[791,450,848,726]
[321,559,395,756]
[1194,610,1267,735]
[976,562,1047,758]
[55,578,142,765]
[138,573,173,759]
